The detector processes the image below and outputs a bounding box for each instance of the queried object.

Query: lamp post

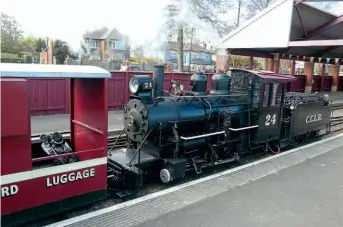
[46,37,49,64]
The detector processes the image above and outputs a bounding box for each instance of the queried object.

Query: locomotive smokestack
[153,64,165,97]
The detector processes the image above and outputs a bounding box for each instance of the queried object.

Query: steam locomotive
[107,66,331,191]
[1,63,332,227]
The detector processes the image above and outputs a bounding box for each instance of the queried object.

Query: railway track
[27,122,343,227]
[330,102,343,133]
[25,103,343,227]
[31,103,343,145]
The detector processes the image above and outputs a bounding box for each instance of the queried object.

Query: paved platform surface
[47,133,343,227]
[135,140,343,227]
[316,91,343,101]
[31,91,343,134]
[31,111,123,134]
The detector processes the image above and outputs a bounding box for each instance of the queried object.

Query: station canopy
[216,0,343,64]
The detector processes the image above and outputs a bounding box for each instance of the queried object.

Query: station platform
[31,111,124,135]
[31,91,343,134]
[47,133,343,227]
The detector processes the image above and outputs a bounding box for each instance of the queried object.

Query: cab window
[263,84,270,107]
[270,83,281,106]
[263,83,282,107]
[252,82,261,108]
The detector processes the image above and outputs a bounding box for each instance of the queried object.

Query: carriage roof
[0,63,111,78]
[230,68,297,83]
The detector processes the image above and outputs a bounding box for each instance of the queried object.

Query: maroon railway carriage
[1,63,111,227]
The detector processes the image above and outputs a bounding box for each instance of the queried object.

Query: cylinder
[153,64,165,97]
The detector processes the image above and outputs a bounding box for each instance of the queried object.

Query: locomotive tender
[0,63,331,227]
[108,65,332,189]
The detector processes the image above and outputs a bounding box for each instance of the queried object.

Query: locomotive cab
[250,72,296,144]
[252,81,284,143]
[230,69,297,146]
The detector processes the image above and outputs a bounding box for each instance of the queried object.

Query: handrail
[72,120,104,135]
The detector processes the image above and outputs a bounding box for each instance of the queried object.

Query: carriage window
[263,84,270,107]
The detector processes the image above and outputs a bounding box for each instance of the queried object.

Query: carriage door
[255,82,283,143]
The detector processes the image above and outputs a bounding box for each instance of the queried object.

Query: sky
[1,0,171,50]
[2,0,343,53]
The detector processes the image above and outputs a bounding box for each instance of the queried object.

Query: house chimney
[203,43,207,50]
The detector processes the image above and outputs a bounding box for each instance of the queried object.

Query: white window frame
[109,41,116,49]
[87,39,99,48]
[170,50,177,56]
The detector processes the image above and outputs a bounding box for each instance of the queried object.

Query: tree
[20,35,38,53]
[280,59,292,73]
[35,38,47,52]
[53,40,71,64]
[164,0,234,72]
[236,0,243,27]
[143,57,160,64]
[230,55,261,69]
[242,0,335,21]
[132,45,144,63]
[69,52,79,60]
[80,41,91,60]
[1,13,24,54]
[243,0,273,19]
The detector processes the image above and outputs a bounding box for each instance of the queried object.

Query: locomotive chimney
[153,64,165,97]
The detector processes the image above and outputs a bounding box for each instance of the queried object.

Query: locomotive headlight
[128,75,153,96]
[129,77,139,94]
[290,105,294,110]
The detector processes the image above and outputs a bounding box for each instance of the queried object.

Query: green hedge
[1,58,25,63]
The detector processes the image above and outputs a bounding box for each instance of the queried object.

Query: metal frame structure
[217,0,343,64]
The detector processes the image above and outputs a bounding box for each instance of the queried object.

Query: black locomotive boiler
[107,65,331,192]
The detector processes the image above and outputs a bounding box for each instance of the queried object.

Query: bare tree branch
[164,0,235,71]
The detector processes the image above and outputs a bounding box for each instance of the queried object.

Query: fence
[66,59,156,71]
[25,71,343,116]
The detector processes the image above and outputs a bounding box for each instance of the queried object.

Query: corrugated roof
[231,68,297,82]
[216,0,343,62]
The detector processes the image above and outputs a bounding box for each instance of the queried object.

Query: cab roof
[231,68,297,83]
[0,63,111,78]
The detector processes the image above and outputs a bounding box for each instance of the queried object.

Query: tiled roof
[190,58,212,65]
[83,28,126,40]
